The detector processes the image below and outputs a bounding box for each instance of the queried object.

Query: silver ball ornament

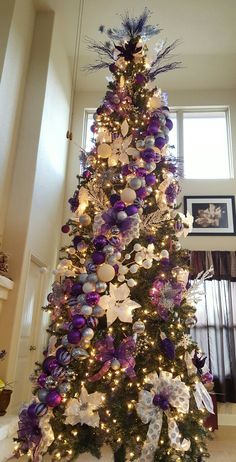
[45,376,58,389]
[58,382,72,395]
[78,273,88,283]
[87,273,98,283]
[111,359,121,370]
[132,320,145,334]
[103,245,114,255]
[82,327,94,340]
[82,282,95,294]
[93,305,105,317]
[145,136,155,148]
[79,214,91,226]
[71,347,89,360]
[130,264,139,274]
[129,178,142,190]
[107,255,118,265]
[136,139,145,150]
[95,281,107,293]
[38,388,49,403]
[80,304,93,316]
[117,211,128,221]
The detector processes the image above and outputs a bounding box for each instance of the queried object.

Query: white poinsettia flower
[135,244,159,264]
[175,211,194,238]
[64,386,105,427]
[99,282,141,325]
[109,134,139,166]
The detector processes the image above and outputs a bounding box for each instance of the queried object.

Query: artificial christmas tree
[14,10,214,462]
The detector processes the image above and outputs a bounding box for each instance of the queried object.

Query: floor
[2,427,235,462]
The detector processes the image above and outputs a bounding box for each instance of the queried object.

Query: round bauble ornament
[155,137,166,150]
[97,143,112,158]
[116,211,128,221]
[135,254,143,265]
[136,187,147,199]
[149,95,162,110]
[38,373,47,388]
[133,243,142,252]
[27,403,38,418]
[136,139,145,150]
[118,265,128,275]
[67,329,82,345]
[93,235,108,249]
[165,118,173,130]
[130,264,139,274]
[110,193,120,206]
[46,390,62,408]
[120,188,136,204]
[127,278,136,288]
[87,273,98,283]
[78,273,88,283]
[147,123,159,136]
[45,376,58,389]
[71,347,89,360]
[142,259,152,269]
[160,250,169,260]
[34,403,48,417]
[87,316,99,329]
[42,356,58,374]
[118,275,125,282]
[129,177,142,190]
[61,224,70,233]
[56,347,71,366]
[107,255,118,266]
[111,225,120,235]
[79,214,91,227]
[85,291,100,306]
[145,162,156,172]
[145,136,155,148]
[71,283,83,297]
[82,281,96,293]
[82,327,94,340]
[92,305,105,317]
[72,314,86,329]
[58,382,72,396]
[51,366,66,381]
[113,200,126,212]
[80,338,91,349]
[97,263,115,282]
[111,359,121,370]
[80,304,93,316]
[37,388,49,403]
[65,369,77,381]
[92,251,106,265]
[95,281,107,293]
[132,320,145,334]
[126,204,138,216]
[103,244,114,255]
[145,173,156,186]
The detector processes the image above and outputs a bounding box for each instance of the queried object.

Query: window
[83,108,233,180]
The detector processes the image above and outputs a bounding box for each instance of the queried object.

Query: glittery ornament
[82,327,94,340]
[132,320,145,334]
[111,359,121,370]
[80,304,93,316]
[58,382,72,395]
[37,388,49,403]
[56,347,71,365]
[71,347,89,360]
[72,314,86,329]
[46,390,62,408]
[79,214,91,226]
[95,281,107,293]
[67,330,82,344]
[92,305,105,317]
[45,376,58,389]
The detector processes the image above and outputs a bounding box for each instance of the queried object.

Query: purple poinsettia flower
[17,408,42,454]
[101,208,132,235]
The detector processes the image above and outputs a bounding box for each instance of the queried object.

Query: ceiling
[34,0,236,91]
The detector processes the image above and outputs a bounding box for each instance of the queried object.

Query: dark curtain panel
[190,251,236,402]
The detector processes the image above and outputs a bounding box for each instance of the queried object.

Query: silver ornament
[65,369,76,380]
[80,304,93,316]
[58,382,72,395]
[136,139,145,150]
[132,320,145,334]
[93,305,105,317]
[129,177,142,190]
[82,327,94,340]
[79,214,91,226]
[107,255,118,265]
[87,273,98,283]
[82,282,95,293]
[103,245,114,255]
[45,376,58,389]
[61,335,69,347]
[95,282,107,293]
[71,347,89,360]
[111,226,120,235]
[145,136,155,148]
[111,359,121,370]
[38,388,49,403]
[117,211,128,221]
[78,273,88,283]
[77,294,86,304]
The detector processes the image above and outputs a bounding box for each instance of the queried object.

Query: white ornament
[142,259,152,269]
[64,386,105,427]
[119,265,129,275]
[120,188,136,204]
[99,282,140,325]
[160,249,169,259]
[133,243,142,252]
[118,275,126,282]
[149,95,162,109]
[127,279,136,287]
[97,264,116,282]
[82,282,95,293]
[130,264,139,274]
[97,143,112,158]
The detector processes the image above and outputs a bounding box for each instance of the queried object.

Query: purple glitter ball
[93,235,108,250]
[147,123,159,136]
[71,283,83,296]
[121,164,132,176]
[72,314,86,329]
[165,118,173,130]
[141,148,156,163]
[46,390,62,408]
[135,73,146,85]
[153,393,169,410]
[67,329,82,344]
[38,373,48,388]
[42,356,58,374]
[145,173,156,186]
[136,167,147,177]
[86,291,100,306]
[136,187,148,199]
[155,137,166,149]
[92,251,106,265]
[110,194,120,206]
[83,170,92,180]
[113,200,126,212]
[27,403,37,418]
[56,347,71,365]
[61,224,70,233]
[125,204,138,216]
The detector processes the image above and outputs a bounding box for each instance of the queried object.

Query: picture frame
[184,195,236,235]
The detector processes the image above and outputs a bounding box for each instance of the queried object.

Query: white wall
[66,89,236,251]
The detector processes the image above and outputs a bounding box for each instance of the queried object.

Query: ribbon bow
[88,335,136,382]
[136,371,190,462]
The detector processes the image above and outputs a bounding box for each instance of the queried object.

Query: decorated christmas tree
[14,10,214,462]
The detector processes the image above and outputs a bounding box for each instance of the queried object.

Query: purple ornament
[51,366,66,380]
[71,283,83,297]
[92,251,106,265]
[87,316,99,329]
[93,235,108,249]
[42,356,58,374]
[46,390,62,408]
[109,236,121,247]
[67,329,82,345]
[125,204,138,216]
[135,73,146,85]
[72,314,86,329]
[83,170,92,180]
[113,264,119,274]
[165,118,173,130]
[141,148,156,163]
[147,123,159,136]
[61,224,70,233]
[86,292,100,306]
[37,373,47,388]
[34,403,48,417]
[27,403,38,419]
[155,137,166,149]
[121,164,132,176]
[73,235,82,248]
[56,347,71,365]
[110,194,120,206]
[136,167,147,177]
[160,338,175,360]
[113,200,126,212]
[109,63,117,73]
[145,173,156,186]
[136,187,147,199]
[153,393,169,411]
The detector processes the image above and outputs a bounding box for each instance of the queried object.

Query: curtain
[190,251,236,402]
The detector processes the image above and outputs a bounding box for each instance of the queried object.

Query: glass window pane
[84,112,95,152]
[183,111,230,179]
[169,112,177,157]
